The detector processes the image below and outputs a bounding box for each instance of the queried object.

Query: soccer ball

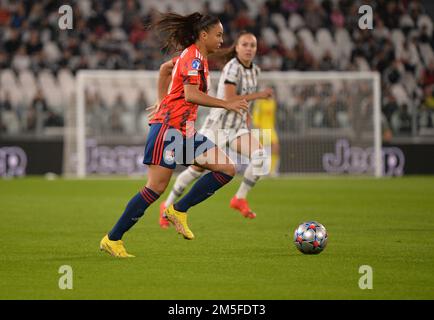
[293,221,328,254]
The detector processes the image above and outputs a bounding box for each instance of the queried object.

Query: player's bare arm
[184,84,248,115]
[158,59,175,103]
[147,59,175,119]
[225,84,273,102]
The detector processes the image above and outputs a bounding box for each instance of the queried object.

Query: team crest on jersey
[164,150,175,163]
[191,58,201,70]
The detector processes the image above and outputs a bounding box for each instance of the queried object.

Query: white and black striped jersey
[203,57,261,131]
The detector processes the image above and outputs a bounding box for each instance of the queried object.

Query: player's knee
[251,148,269,176]
[146,182,167,195]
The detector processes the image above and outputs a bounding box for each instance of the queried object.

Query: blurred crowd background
[0,0,433,140]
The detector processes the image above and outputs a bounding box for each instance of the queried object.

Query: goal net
[64,71,382,177]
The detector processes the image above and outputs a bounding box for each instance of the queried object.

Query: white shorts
[198,116,250,148]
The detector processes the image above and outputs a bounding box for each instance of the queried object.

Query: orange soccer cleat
[230,196,256,219]
[159,201,170,229]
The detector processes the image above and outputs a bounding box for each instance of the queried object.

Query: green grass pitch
[0,176,433,300]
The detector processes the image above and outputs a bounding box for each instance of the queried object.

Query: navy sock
[108,187,159,241]
[174,171,233,212]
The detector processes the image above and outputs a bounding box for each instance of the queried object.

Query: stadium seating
[0,0,433,136]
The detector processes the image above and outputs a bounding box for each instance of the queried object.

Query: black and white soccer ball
[293,221,328,254]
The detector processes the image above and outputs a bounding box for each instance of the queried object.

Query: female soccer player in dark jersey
[100,12,248,257]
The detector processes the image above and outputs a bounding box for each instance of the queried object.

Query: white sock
[235,162,260,199]
[165,166,203,207]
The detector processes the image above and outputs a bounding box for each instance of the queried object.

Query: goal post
[66,70,382,178]
[259,71,382,177]
[66,70,159,178]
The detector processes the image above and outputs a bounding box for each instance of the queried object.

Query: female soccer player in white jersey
[158,31,273,227]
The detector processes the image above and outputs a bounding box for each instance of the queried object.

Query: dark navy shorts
[143,123,216,169]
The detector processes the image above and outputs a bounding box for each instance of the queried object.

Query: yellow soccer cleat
[99,235,135,258]
[164,205,195,240]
